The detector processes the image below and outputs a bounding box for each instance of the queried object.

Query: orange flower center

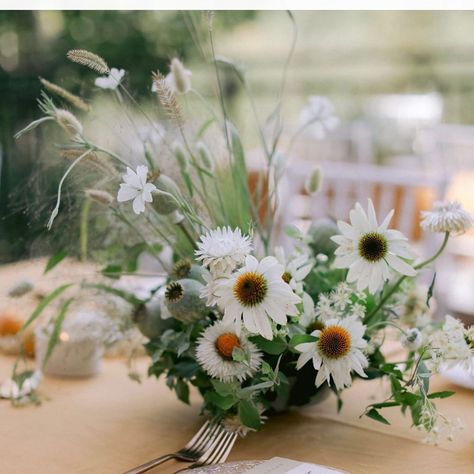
[318,325,352,359]
[233,271,268,307]
[215,333,241,360]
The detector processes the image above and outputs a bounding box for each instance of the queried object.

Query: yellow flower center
[318,325,352,359]
[233,271,268,307]
[282,271,292,284]
[358,232,388,262]
[215,333,241,360]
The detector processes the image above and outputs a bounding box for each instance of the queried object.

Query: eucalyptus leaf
[238,399,261,430]
[44,250,67,274]
[366,408,390,425]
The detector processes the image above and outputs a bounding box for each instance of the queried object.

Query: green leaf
[238,381,274,398]
[427,391,455,399]
[205,391,236,410]
[43,298,74,367]
[175,379,190,404]
[250,336,287,355]
[196,117,216,139]
[44,250,67,274]
[369,401,400,409]
[101,265,122,279]
[400,392,420,406]
[21,284,73,333]
[238,400,261,430]
[426,272,436,308]
[366,408,391,425]
[232,346,247,362]
[289,334,317,347]
[211,379,239,397]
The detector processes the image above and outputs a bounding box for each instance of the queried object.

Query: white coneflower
[214,255,301,340]
[195,227,252,276]
[166,58,192,94]
[55,109,83,139]
[331,199,416,293]
[85,189,114,206]
[196,321,262,382]
[295,316,368,391]
[421,201,473,235]
[117,165,156,215]
[95,67,126,90]
[299,96,339,139]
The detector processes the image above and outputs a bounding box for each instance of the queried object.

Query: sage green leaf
[44,250,67,274]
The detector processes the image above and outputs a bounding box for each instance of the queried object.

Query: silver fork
[172,429,238,473]
[123,419,226,474]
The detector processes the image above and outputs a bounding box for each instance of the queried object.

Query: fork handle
[123,453,175,474]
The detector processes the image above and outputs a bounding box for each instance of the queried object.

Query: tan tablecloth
[0,354,473,474]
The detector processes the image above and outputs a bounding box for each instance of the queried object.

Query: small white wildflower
[299,96,339,139]
[421,201,473,235]
[95,67,125,90]
[274,246,313,295]
[117,165,157,215]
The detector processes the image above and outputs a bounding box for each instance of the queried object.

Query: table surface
[1,259,473,473]
[1,354,473,474]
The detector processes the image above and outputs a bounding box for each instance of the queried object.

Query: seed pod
[196,141,214,171]
[307,218,339,257]
[152,174,180,215]
[172,141,188,170]
[132,296,178,340]
[85,189,114,206]
[165,279,208,323]
[170,258,209,284]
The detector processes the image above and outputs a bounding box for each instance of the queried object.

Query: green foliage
[44,250,68,274]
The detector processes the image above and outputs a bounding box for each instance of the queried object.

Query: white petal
[367,199,378,228]
[117,185,138,202]
[385,254,416,277]
[132,195,145,214]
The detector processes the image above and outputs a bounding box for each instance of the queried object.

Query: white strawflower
[402,328,423,351]
[214,255,301,340]
[299,96,339,139]
[200,272,230,307]
[331,199,416,293]
[274,246,313,295]
[95,67,125,90]
[117,165,157,215]
[421,201,473,235]
[296,316,368,391]
[195,227,252,276]
[196,321,262,383]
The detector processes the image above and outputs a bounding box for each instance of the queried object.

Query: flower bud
[55,109,83,139]
[85,189,114,206]
[152,174,180,215]
[169,58,192,94]
[172,141,189,170]
[8,279,34,298]
[402,328,423,351]
[196,141,214,171]
[304,167,322,194]
[165,279,209,323]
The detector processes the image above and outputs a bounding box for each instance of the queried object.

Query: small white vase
[35,328,104,378]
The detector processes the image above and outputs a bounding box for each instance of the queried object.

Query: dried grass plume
[67,49,110,75]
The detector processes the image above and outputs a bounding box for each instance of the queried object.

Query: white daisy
[421,200,473,235]
[196,321,262,383]
[214,255,301,340]
[331,199,417,294]
[274,246,313,295]
[117,165,157,215]
[295,316,368,391]
[299,96,339,139]
[195,227,252,276]
[95,67,125,90]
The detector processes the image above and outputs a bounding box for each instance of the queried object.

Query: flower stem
[80,197,91,261]
[365,232,450,323]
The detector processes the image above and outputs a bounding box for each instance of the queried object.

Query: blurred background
[2,10,474,321]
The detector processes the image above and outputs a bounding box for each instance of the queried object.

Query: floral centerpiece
[13,13,474,444]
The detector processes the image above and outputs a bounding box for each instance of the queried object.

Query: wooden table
[1,354,473,474]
